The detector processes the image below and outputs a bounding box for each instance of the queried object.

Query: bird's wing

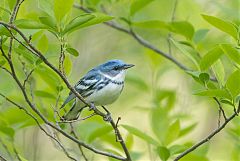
[60,71,102,109]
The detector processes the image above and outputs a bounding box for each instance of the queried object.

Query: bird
[60,59,134,121]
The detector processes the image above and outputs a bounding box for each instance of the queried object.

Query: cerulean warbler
[61,59,134,121]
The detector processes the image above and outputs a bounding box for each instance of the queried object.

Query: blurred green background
[0,0,240,161]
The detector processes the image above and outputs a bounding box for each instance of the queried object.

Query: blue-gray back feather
[60,69,102,109]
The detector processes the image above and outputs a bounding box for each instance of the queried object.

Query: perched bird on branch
[60,59,134,121]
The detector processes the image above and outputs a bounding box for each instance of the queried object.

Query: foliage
[0,0,240,161]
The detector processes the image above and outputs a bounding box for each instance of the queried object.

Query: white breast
[85,71,126,105]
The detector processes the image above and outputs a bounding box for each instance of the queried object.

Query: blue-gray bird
[61,59,134,121]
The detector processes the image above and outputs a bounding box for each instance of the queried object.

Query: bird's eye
[113,66,119,70]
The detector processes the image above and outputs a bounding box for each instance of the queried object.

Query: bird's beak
[123,64,135,69]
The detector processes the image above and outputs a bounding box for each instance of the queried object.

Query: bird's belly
[86,83,124,105]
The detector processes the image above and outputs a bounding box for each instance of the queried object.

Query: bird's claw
[89,103,96,111]
[103,113,112,122]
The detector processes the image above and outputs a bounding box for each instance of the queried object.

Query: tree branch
[0,93,78,161]
[174,105,239,161]
[0,21,127,161]
[70,123,88,161]
[213,97,227,121]
[74,4,188,71]
[0,154,7,161]
[0,138,13,161]
[73,4,218,82]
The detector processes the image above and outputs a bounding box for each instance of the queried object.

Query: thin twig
[174,111,239,161]
[0,138,13,160]
[13,144,23,161]
[59,39,66,75]
[0,66,12,75]
[74,4,188,71]
[23,69,34,88]
[74,4,217,82]
[213,97,227,121]
[101,106,131,160]
[70,123,88,161]
[167,0,178,55]
[8,0,24,59]
[0,93,78,161]
[0,154,7,161]
[0,22,126,161]
[59,113,97,123]
[0,22,127,160]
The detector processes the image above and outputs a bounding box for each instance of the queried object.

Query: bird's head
[98,59,134,78]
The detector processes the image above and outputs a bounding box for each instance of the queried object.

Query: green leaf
[200,46,223,71]
[193,29,209,44]
[35,90,56,99]
[194,89,232,100]
[221,44,240,66]
[179,123,197,137]
[171,39,200,69]
[14,19,48,29]
[180,154,209,161]
[66,47,79,57]
[54,0,74,22]
[0,120,15,139]
[169,145,186,155]
[88,125,112,143]
[63,14,95,35]
[122,124,159,146]
[165,120,180,145]
[220,99,234,106]
[19,155,28,161]
[39,16,57,30]
[15,46,37,63]
[35,65,60,90]
[156,146,170,161]
[0,24,11,37]
[125,133,134,150]
[125,73,148,91]
[132,20,168,29]
[7,0,16,10]
[133,20,195,39]
[226,70,240,97]
[78,12,113,29]
[202,14,238,39]
[151,106,169,143]
[37,34,48,53]
[199,73,210,84]
[212,60,225,86]
[0,60,6,66]
[169,21,195,40]
[130,0,154,16]
[38,0,54,17]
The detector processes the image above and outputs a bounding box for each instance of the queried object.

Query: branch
[101,106,131,160]
[8,0,24,59]
[0,22,127,161]
[0,138,13,161]
[74,4,188,71]
[74,4,218,82]
[0,93,78,161]
[13,144,23,161]
[70,123,88,161]
[213,97,227,121]
[59,38,66,75]
[174,110,239,161]
[0,154,7,161]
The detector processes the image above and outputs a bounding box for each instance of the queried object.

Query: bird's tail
[62,101,85,121]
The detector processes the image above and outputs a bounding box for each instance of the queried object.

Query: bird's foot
[103,112,112,122]
[89,102,96,111]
